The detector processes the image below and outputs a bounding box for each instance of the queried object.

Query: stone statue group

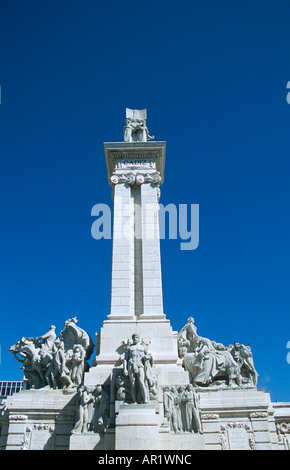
[9,318,94,390]
[123,108,154,143]
[163,384,202,434]
[178,317,258,388]
[9,316,259,436]
[72,384,109,434]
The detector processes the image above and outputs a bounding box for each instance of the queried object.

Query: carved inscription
[113,152,158,158]
[114,158,156,170]
[227,426,250,450]
[220,422,255,450]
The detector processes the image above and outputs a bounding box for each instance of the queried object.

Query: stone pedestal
[115,404,159,450]
[199,388,280,450]
[85,317,190,437]
[87,319,188,384]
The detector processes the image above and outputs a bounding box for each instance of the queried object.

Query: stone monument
[1,109,290,450]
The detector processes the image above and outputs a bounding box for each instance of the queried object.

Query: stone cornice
[104,141,166,187]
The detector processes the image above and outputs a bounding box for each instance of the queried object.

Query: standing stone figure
[182,384,202,433]
[92,385,109,433]
[174,387,183,433]
[69,344,86,386]
[163,386,178,433]
[123,333,153,404]
[50,340,73,389]
[72,385,94,433]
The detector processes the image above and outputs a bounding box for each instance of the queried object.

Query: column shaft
[140,183,165,319]
[108,183,135,320]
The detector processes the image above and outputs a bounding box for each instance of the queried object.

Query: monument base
[1,389,76,450]
[199,388,280,450]
[2,386,290,449]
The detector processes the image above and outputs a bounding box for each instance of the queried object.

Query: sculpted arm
[36,331,49,341]
[123,348,129,376]
[12,351,26,363]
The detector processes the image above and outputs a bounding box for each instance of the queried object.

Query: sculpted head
[131,333,140,345]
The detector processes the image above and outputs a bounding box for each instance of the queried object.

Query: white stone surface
[140,182,164,319]
[89,319,187,373]
[115,404,159,450]
[70,431,114,450]
[161,433,206,450]
[105,142,166,321]
[2,389,76,450]
[109,182,135,320]
[199,389,280,450]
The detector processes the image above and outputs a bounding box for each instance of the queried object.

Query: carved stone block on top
[123,108,154,143]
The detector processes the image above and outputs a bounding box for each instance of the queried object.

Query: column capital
[104,141,166,187]
[110,171,161,186]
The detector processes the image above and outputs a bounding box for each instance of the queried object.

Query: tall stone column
[104,141,166,321]
[86,110,188,389]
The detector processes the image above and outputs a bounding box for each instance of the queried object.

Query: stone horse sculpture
[9,337,48,389]
[9,318,94,390]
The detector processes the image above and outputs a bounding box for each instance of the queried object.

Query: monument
[1,109,290,450]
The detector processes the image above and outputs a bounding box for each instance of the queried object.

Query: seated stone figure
[177,317,258,388]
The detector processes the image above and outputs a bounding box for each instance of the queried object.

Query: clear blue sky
[0,0,290,401]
